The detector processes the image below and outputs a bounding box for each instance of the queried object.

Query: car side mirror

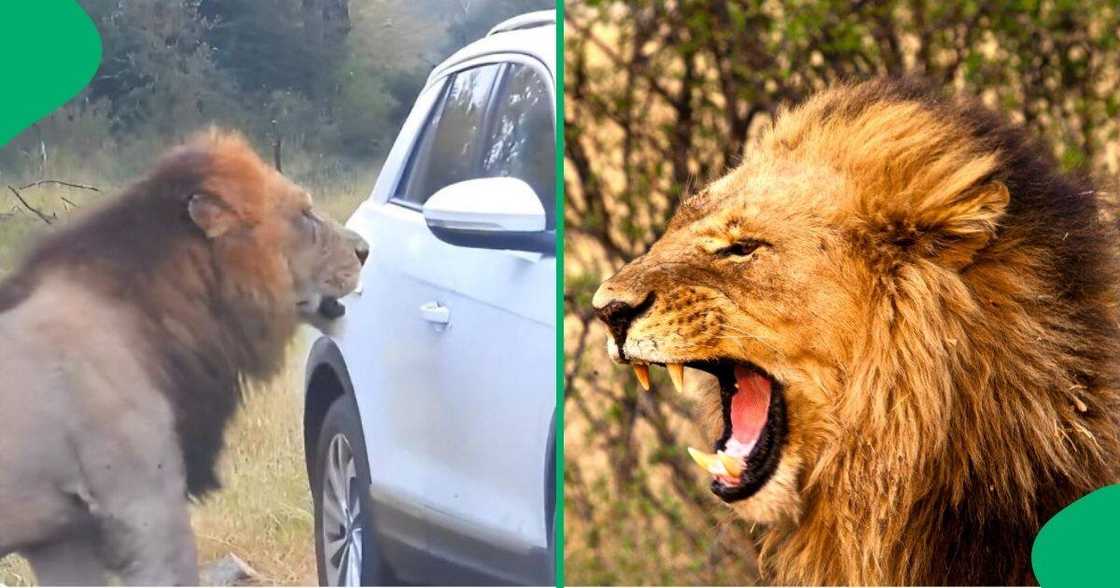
[422,177,553,254]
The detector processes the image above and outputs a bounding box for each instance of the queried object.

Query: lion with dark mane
[594,79,1120,585]
[0,130,367,585]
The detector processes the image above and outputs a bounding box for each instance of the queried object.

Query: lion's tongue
[686,365,774,483]
[730,365,771,449]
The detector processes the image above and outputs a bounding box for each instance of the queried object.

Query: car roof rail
[487,10,555,36]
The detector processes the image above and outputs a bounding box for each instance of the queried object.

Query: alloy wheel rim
[322,433,363,586]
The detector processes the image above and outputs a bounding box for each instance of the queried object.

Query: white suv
[301,11,556,586]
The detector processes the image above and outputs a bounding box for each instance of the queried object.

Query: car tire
[312,395,391,585]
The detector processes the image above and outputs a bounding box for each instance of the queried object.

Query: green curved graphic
[1033,484,1120,586]
[0,1,102,147]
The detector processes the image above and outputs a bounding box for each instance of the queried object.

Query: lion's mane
[757,79,1120,585]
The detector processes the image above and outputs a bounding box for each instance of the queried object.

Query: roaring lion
[593,79,1120,585]
[0,129,367,585]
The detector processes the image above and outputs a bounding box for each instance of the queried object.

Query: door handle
[419,301,451,326]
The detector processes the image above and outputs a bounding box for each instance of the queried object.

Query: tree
[199,0,324,97]
[81,0,239,135]
[441,0,555,58]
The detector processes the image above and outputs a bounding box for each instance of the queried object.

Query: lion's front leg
[99,490,199,586]
[24,533,108,586]
[75,408,200,585]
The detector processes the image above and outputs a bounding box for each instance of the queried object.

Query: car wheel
[312,395,388,585]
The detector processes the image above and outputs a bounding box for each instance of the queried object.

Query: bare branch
[7,185,55,225]
[17,179,100,192]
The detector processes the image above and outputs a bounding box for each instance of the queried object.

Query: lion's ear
[188,193,238,238]
[881,180,1009,270]
[923,180,1009,269]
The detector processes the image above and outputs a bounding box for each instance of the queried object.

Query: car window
[391,82,448,205]
[481,63,556,229]
[394,64,502,206]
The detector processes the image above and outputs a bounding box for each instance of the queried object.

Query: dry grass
[190,340,318,586]
[0,551,31,585]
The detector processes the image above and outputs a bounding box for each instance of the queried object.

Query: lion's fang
[687,447,728,476]
[633,364,651,391]
[667,363,684,393]
[717,450,743,477]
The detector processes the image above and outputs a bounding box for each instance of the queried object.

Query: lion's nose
[355,240,369,266]
[347,231,369,266]
[593,284,653,344]
[596,301,641,343]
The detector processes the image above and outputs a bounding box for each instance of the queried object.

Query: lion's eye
[715,239,766,258]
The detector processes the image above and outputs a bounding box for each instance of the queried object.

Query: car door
[414,58,556,584]
[338,55,555,583]
[332,69,466,569]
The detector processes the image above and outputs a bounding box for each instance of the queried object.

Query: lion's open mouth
[632,360,786,503]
